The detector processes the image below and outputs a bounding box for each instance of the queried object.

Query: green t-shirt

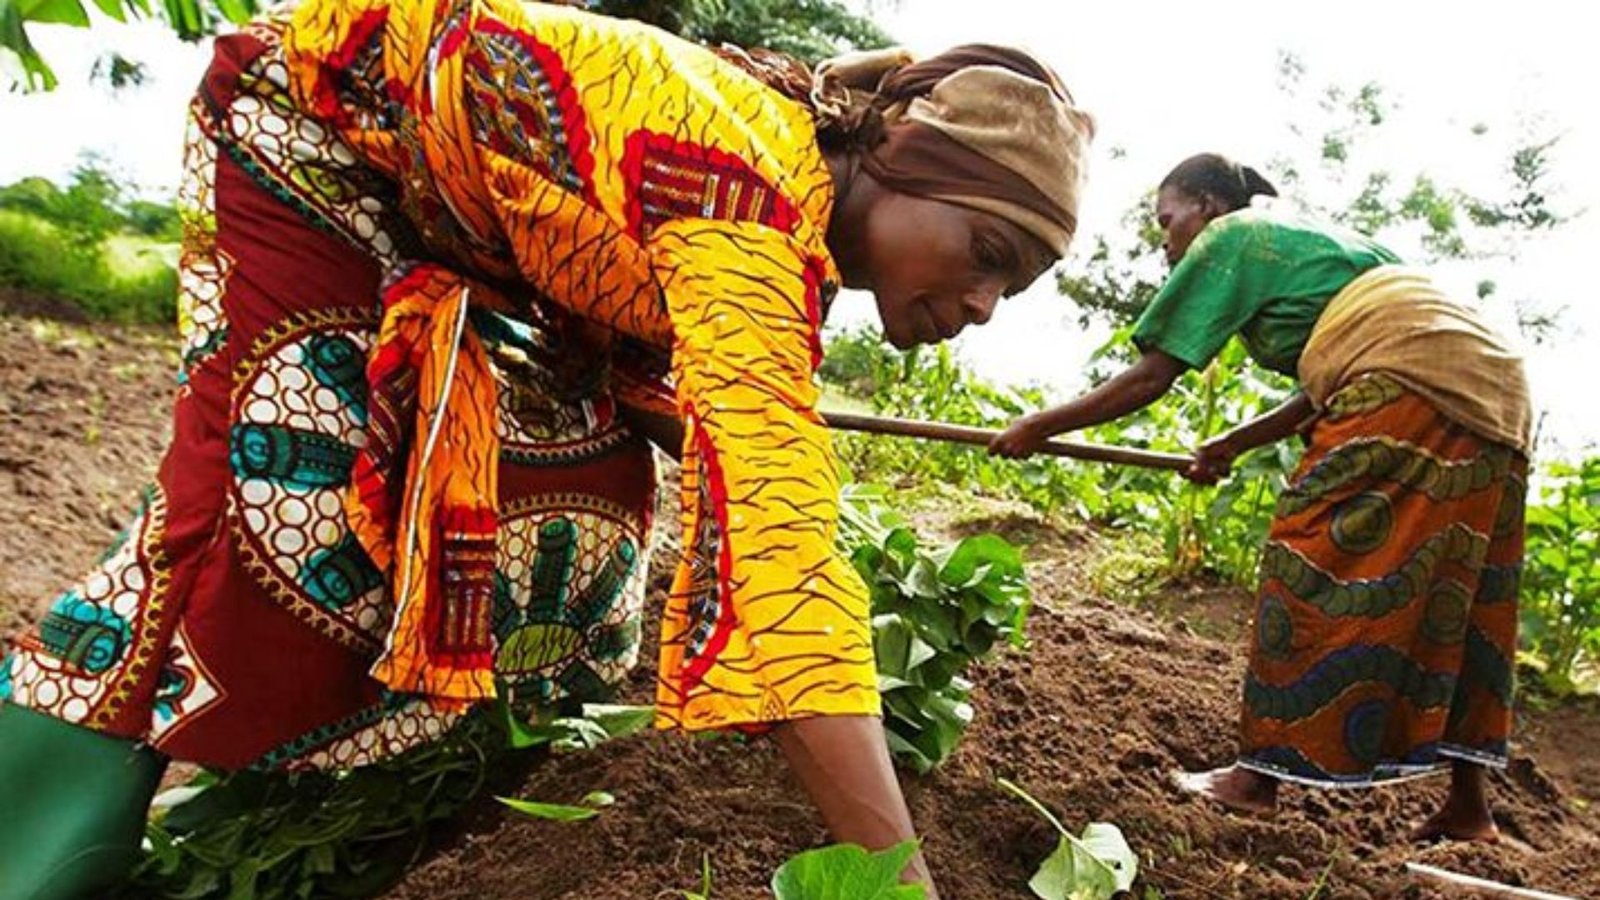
[1132,205,1401,375]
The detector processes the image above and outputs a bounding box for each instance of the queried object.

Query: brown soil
[3,313,1598,899]
[0,316,175,638]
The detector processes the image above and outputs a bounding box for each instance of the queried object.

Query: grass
[0,209,177,325]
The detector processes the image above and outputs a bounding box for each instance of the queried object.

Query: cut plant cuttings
[999,778,1139,900]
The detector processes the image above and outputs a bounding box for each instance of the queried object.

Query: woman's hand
[989,414,1050,459]
[988,351,1187,461]
[1186,434,1238,485]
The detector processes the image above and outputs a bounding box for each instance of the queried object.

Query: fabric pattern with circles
[230,313,391,652]
[4,487,172,729]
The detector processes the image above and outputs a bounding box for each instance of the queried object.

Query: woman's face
[1156,185,1224,267]
[857,192,1054,349]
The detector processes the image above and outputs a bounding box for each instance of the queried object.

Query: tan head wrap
[814,44,1095,257]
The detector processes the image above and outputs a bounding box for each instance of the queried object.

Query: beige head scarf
[813,44,1095,257]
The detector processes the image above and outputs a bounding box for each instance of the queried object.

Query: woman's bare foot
[1412,760,1499,843]
[1411,801,1499,843]
[1172,764,1279,816]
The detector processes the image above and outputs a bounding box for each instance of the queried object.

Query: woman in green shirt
[993,153,1531,841]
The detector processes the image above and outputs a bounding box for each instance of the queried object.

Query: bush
[0,210,88,300]
[0,209,177,324]
[1521,458,1600,690]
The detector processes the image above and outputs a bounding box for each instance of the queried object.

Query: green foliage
[822,327,1298,589]
[499,700,655,751]
[769,841,926,900]
[0,208,177,323]
[0,160,179,323]
[0,156,125,255]
[839,486,1030,772]
[0,175,61,217]
[129,709,504,900]
[1,0,258,90]
[1521,458,1600,690]
[825,330,1057,503]
[1054,194,1164,329]
[998,778,1139,900]
[125,198,184,240]
[128,700,647,899]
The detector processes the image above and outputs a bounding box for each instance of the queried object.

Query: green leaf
[159,0,205,39]
[305,842,337,876]
[770,841,926,900]
[17,0,90,26]
[1,0,59,90]
[1029,837,1117,900]
[874,614,913,676]
[89,0,129,20]
[999,779,1140,900]
[905,634,938,672]
[214,0,255,24]
[495,796,601,822]
[939,534,1023,586]
[894,559,945,600]
[579,703,655,740]
[877,673,913,692]
[1077,822,1139,892]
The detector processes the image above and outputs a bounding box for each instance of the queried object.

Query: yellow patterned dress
[1,0,876,770]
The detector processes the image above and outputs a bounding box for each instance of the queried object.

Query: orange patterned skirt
[1240,374,1525,786]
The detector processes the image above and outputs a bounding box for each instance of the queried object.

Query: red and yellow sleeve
[647,221,879,731]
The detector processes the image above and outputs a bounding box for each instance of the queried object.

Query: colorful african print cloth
[1240,374,1524,787]
[3,0,877,769]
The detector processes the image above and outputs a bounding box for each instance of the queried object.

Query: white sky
[2,1,1596,453]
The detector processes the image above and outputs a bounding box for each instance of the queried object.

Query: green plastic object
[0,704,165,900]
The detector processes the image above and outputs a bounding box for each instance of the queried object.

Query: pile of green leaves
[839,487,1031,772]
[128,711,502,899]
[128,701,651,899]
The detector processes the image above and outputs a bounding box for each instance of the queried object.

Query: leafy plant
[500,701,654,751]
[999,778,1139,900]
[770,841,926,900]
[840,487,1030,772]
[1521,457,1600,690]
